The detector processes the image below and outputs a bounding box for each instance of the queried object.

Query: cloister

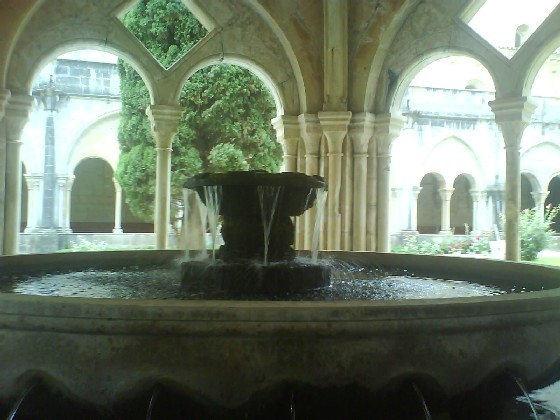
[1,0,560,261]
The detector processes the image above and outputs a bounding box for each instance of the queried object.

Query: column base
[439,230,453,235]
[56,228,73,234]
[112,228,124,234]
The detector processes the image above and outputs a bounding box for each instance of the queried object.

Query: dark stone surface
[181,259,331,296]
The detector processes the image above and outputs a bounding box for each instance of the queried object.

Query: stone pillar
[318,111,351,250]
[410,186,421,231]
[391,187,404,233]
[374,114,404,252]
[3,95,33,255]
[531,191,549,221]
[23,175,42,232]
[439,188,455,234]
[299,114,323,250]
[146,104,183,250]
[0,90,10,253]
[55,175,73,232]
[348,112,374,250]
[469,190,484,233]
[272,115,300,173]
[113,177,123,233]
[490,97,536,261]
[62,175,75,231]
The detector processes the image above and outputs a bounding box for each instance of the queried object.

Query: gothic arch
[422,135,483,190]
[386,50,498,115]
[67,111,120,175]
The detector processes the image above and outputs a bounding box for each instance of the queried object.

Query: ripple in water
[0,259,507,301]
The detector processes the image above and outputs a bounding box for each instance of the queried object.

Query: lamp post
[33,75,67,231]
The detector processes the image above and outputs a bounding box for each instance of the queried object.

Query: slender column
[366,133,377,250]
[439,188,455,234]
[146,104,183,250]
[113,177,123,233]
[272,115,300,173]
[469,190,484,233]
[3,95,33,254]
[409,186,421,231]
[391,187,404,233]
[348,112,374,250]
[0,90,10,253]
[63,176,75,231]
[531,191,549,221]
[299,114,323,249]
[23,175,42,232]
[319,111,351,250]
[490,97,536,261]
[56,175,76,232]
[374,114,404,252]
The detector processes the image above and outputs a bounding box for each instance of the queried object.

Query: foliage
[395,235,443,255]
[57,238,155,252]
[208,143,249,172]
[519,205,560,261]
[442,236,491,255]
[116,0,282,221]
[393,235,491,256]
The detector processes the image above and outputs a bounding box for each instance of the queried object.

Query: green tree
[116,0,282,221]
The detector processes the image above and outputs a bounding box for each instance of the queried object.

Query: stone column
[318,111,352,250]
[55,175,73,232]
[490,97,536,261]
[272,115,300,173]
[146,104,183,250]
[113,177,123,233]
[374,114,404,252]
[410,186,421,232]
[62,175,75,231]
[348,112,374,250]
[469,190,484,233]
[531,191,549,221]
[391,187,404,233]
[299,114,323,249]
[439,188,454,234]
[3,95,33,255]
[23,174,42,232]
[0,90,10,253]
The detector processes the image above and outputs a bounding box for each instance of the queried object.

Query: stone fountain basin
[0,250,559,411]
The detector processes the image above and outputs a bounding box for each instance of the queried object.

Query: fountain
[181,171,330,296]
[1,171,560,417]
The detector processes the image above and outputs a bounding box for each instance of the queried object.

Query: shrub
[394,235,443,255]
[519,205,560,261]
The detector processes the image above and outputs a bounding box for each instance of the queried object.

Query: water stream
[257,185,282,265]
[202,185,222,262]
[311,187,327,263]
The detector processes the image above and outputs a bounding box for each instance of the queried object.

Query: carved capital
[0,89,11,118]
[439,188,455,202]
[298,113,322,155]
[5,94,34,142]
[374,113,405,154]
[348,112,375,154]
[272,115,300,156]
[489,97,537,149]
[146,105,183,149]
[318,111,352,153]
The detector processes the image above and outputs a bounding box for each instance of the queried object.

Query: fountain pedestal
[181,171,330,296]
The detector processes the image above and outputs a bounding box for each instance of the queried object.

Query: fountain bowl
[1,250,560,415]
